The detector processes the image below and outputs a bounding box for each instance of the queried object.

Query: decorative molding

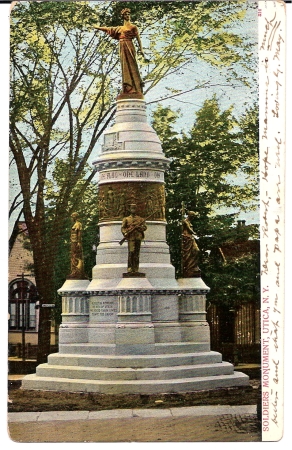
[118,294,151,314]
[179,294,206,313]
[59,288,210,296]
[94,159,170,172]
[116,103,146,110]
[62,296,89,315]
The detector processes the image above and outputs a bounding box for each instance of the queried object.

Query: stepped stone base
[22,372,248,395]
[21,278,249,394]
[22,278,249,394]
[22,349,249,394]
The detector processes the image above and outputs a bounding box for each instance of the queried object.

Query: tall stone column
[85,98,175,348]
[90,98,176,287]
[57,97,212,351]
[83,97,211,350]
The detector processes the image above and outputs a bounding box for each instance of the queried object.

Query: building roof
[218,240,260,262]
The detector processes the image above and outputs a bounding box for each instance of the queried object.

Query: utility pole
[181,201,185,276]
[16,273,32,362]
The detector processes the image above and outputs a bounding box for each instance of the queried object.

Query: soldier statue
[182,211,201,277]
[121,204,147,273]
[67,212,87,279]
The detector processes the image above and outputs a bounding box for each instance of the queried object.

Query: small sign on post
[42,304,55,308]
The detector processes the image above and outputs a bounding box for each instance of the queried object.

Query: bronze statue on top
[182,211,201,278]
[67,212,87,280]
[93,8,147,98]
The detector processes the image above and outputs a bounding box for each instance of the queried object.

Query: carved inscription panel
[102,132,123,151]
[99,169,164,184]
[90,297,118,323]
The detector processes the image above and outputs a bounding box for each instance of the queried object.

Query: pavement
[8,404,256,422]
[7,405,261,442]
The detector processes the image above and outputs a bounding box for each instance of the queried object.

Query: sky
[143,3,258,129]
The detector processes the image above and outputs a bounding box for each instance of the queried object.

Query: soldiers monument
[23,9,248,394]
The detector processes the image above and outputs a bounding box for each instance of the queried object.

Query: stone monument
[22,9,248,394]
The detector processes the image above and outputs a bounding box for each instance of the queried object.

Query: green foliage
[45,157,100,269]
[137,0,255,93]
[151,103,181,146]
[43,158,99,323]
[151,98,259,286]
[10,1,116,291]
[236,104,259,180]
[203,250,260,308]
[163,96,258,215]
[10,0,257,226]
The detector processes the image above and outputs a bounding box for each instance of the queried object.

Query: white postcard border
[259,0,285,442]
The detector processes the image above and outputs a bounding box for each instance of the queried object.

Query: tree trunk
[37,306,52,364]
[28,223,58,364]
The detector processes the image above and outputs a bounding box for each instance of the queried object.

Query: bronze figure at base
[122,272,146,278]
[182,211,201,278]
[67,212,87,280]
[121,204,147,275]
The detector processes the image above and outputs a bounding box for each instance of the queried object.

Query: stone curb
[8,405,256,423]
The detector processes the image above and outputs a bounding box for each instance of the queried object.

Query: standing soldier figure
[68,212,87,279]
[182,211,201,277]
[121,204,147,273]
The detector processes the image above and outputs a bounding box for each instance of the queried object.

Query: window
[9,279,37,331]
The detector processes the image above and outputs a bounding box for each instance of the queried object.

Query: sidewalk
[8,405,261,442]
[8,404,256,422]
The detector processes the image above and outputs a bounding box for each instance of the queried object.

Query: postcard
[5,0,289,444]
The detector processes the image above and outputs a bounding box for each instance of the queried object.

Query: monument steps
[47,351,223,368]
[59,342,210,355]
[21,372,249,394]
[35,361,235,381]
